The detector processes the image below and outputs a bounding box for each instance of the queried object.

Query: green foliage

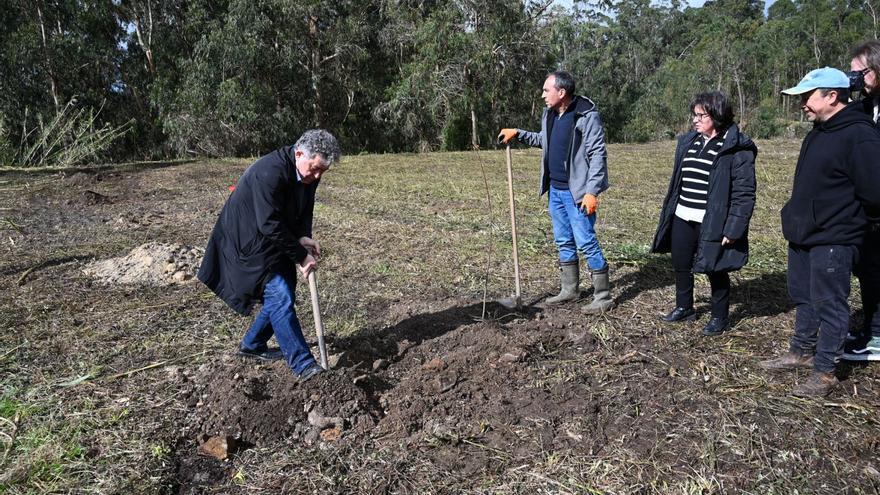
[14,100,132,168]
[1,0,879,159]
[746,103,785,139]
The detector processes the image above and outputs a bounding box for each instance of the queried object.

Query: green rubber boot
[582,266,615,314]
[544,260,580,305]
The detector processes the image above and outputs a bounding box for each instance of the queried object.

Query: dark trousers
[671,216,730,318]
[787,243,858,373]
[855,227,880,338]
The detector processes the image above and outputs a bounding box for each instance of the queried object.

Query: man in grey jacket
[499,70,613,313]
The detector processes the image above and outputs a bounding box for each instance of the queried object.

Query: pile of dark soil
[176,304,613,484]
[183,357,380,447]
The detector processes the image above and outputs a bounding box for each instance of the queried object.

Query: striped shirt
[674,132,725,223]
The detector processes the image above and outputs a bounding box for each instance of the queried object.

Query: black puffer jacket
[198,146,315,315]
[780,101,880,246]
[651,124,757,273]
[857,95,880,224]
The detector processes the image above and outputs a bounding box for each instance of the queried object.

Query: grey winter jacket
[516,95,609,203]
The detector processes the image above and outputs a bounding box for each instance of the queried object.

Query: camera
[848,69,868,92]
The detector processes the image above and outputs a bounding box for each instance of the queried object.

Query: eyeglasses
[691,112,710,120]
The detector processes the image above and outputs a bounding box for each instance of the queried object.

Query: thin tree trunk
[132,2,156,76]
[867,0,879,39]
[36,2,60,110]
[734,67,745,125]
[470,105,479,150]
[309,15,323,128]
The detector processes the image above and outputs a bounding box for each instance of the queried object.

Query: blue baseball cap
[781,67,850,95]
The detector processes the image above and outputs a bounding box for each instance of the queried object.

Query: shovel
[497,144,523,310]
[306,270,329,369]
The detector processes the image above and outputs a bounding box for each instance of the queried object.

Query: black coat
[198,146,315,315]
[651,124,757,273]
[857,96,880,224]
[780,101,880,246]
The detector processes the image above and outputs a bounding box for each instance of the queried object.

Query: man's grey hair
[295,129,341,166]
[549,70,576,96]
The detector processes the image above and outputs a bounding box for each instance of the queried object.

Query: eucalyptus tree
[157,0,381,156]
[376,0,551,151]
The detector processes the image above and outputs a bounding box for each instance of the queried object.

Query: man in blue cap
[759,67,880,396]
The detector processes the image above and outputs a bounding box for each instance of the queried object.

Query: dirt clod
[198,436,236,461]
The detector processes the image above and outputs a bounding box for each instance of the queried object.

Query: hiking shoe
[792,371,839,397]
[236,346,284,361]
[701,317,730,336]
[842,336,880,361]
[298,363,325,381]
[662,307,696,323]
[758,351,814,370]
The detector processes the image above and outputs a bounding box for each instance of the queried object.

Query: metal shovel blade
[496,295,522,310]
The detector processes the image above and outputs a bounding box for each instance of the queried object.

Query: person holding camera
[842,40,880,361]
[650,91,757,336]
[760,68,880,396]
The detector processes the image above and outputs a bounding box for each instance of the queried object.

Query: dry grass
[1,140,879,494]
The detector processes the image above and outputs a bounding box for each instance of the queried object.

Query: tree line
[1,0,878,166]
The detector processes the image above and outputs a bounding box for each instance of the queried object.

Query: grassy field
[1,139,879,494]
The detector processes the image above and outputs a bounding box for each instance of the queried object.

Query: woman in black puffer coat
[651,91,757,336]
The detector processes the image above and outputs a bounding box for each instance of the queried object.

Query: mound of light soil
[82,242,203,286]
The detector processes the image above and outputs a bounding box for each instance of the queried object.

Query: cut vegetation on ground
[1,141,879,494]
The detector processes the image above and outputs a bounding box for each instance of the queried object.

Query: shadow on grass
[330,300,543,370]
[610,256,792,321]
[611,255,673,306]
[730,271,791,320]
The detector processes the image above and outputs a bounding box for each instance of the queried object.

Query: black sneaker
[236,346,285,361]
[298,363,325,381]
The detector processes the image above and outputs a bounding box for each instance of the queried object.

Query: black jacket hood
[814,100,875,132]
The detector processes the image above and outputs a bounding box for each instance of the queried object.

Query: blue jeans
[241,273,317,374]
[548,186,607,271]
[788,244,857,373]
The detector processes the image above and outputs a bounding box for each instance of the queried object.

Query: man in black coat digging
[197,129,341,380]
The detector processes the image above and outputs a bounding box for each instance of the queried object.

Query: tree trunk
[470,104,479,150]
[309,15,323,128]
[867,0,879,39]
[36,2,60,110]
[734,67,745,126]
[132,2,156,76]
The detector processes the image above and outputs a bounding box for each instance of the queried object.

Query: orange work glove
[497,128,518,144]
[580,194,598,215]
